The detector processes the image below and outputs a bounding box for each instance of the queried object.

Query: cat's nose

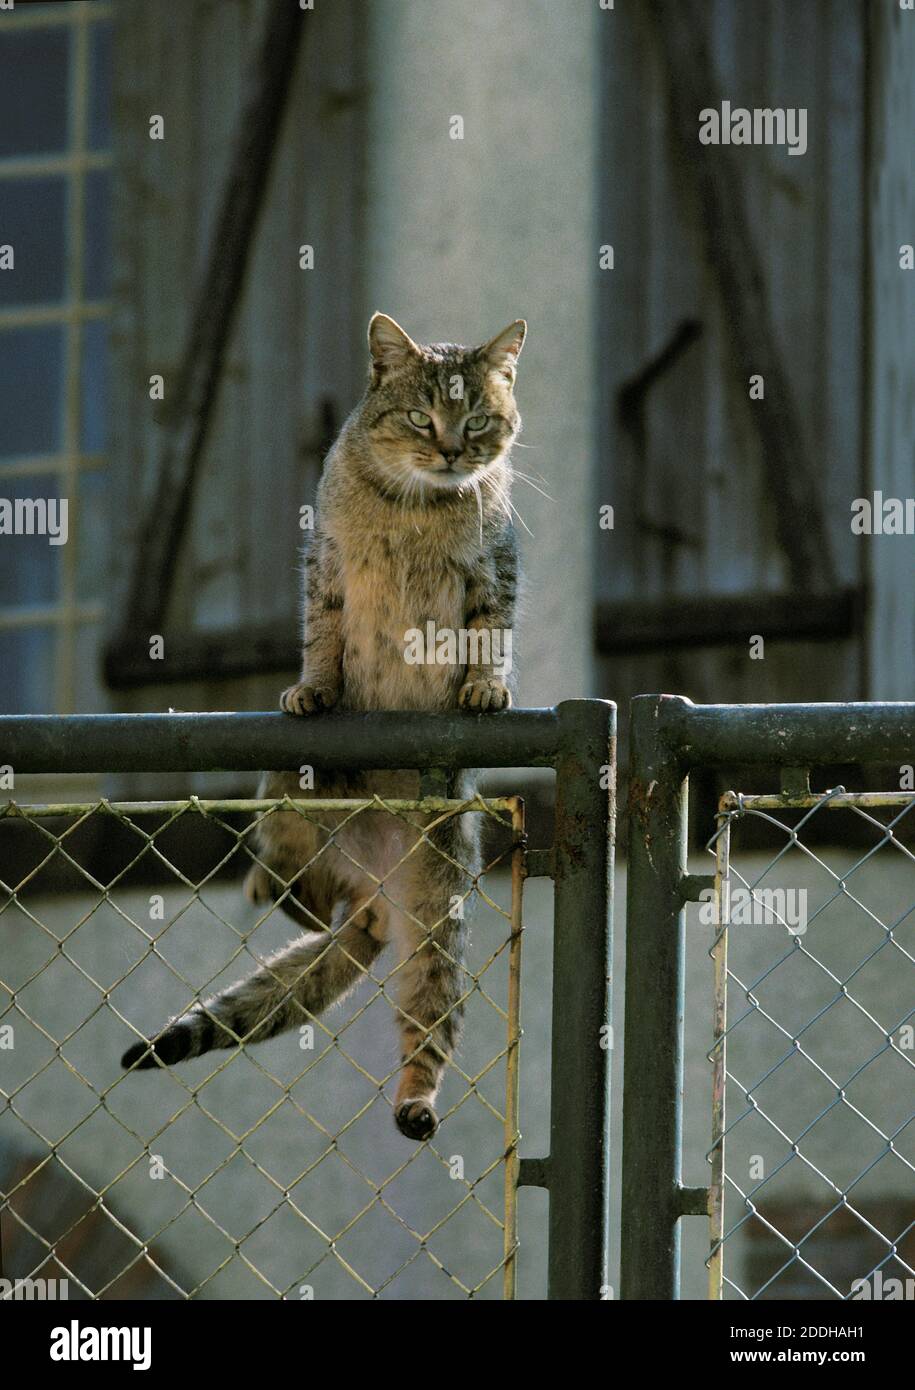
[438,446,462,468]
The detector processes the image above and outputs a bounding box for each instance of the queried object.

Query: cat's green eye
[465,414,488,431]
[408,409,432,428]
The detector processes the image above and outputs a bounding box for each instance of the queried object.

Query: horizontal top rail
[0,795,521,819]
[0,708,572,775]
[640,695,915,769]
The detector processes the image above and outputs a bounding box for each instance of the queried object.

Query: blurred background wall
[2,0,911,742]
[1,0,913,1301]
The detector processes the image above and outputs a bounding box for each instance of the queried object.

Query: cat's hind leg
[243,772,340,932]
[388,816,479,1140]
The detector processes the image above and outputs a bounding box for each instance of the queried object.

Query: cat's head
[358,313,526,494]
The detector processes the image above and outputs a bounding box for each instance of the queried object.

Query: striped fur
[122,315,524,1142]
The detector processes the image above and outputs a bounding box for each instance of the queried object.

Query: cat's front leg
[280,535,344,716]
[457,529,517,711]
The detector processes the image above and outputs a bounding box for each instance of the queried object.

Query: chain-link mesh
[704,788,915,1300]
[0,793,525,1300]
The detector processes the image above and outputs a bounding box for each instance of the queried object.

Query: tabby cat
[122,312,525,1141]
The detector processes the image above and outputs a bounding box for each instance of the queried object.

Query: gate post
[547,699,616,1299]
[621,694,690,1299]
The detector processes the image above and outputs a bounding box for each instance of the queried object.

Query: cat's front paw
[280,682,339,715]
[458,676,511,712]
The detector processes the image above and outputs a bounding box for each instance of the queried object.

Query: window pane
[81,320,108,452]
[83,168,109,299]
[75,467,108,604]
[0,326,64,457]
[0,175,67,306]
[0,29,69,159]
[0,473,64,608]
[0,627,56,714]
[88,21,112,152]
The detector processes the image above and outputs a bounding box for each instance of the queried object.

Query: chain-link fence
[621,695,915,1301]
[0,701,615,1300]
[706,788,915,1300]
[1,792,527,1299]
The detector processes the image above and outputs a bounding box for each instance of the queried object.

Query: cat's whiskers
[481,471,533,537]
[511,470,555,503]
[510,459,549,484]
[470,478,484,547]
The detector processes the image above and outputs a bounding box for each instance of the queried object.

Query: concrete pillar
[363,0,601,707]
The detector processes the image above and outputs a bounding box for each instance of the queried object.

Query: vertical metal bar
[59,1,92,715]
[708,797,732,1300]
[502,796,525,1301]
[547,699,615,1299]
[621,695,689,1299]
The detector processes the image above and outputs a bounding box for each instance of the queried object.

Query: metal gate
[7,693,910,1300]
[622,695,915,1301]
[0,701,614,1300]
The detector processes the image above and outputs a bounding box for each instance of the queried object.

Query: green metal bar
[547,699,615,1299]
[517,1157,550,1189]
[621,695,689,1299]
[677,1186,710,1218]
[665,697,915,769]
[0,709,560,774]
[525,847,555,879]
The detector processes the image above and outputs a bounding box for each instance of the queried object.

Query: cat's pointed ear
[368,313,420,376]
[481,320,527,381]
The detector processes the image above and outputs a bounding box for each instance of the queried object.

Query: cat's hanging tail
[121,905,385,1070]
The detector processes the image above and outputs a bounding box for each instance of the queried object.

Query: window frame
[0,0,113,715]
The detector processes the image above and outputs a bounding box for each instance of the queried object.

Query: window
[0,0,112,714]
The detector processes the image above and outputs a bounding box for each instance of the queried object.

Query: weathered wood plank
[595,587,860,655]
[115,0,309,637]
[104,621,297,688]
[645,0,838,593]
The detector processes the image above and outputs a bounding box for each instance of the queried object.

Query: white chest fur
[337,538,467,712]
